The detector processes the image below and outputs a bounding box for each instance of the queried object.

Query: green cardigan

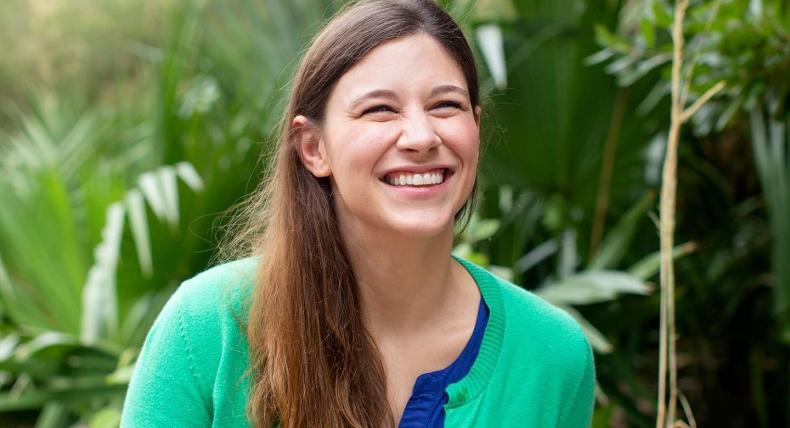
[121,257,596,427]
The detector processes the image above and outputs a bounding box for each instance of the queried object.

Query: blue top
[398,296,490,427]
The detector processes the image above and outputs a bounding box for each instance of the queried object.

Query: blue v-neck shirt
[398,296,489,427]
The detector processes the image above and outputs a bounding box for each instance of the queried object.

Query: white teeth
[384,169,447,187]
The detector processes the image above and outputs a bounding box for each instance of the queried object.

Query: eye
[362,105,395,115]
[433,100,462,110]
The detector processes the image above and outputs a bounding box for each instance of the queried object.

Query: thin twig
[680,80,726,122]
[657,247,668,428]
[678,389,698,428]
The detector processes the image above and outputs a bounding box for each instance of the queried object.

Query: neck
[340,220,464,339]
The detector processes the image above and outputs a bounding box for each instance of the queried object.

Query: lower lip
[380,173,453,198]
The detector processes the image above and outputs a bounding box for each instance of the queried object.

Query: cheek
[327,123,399,177]
[437,118,480,163]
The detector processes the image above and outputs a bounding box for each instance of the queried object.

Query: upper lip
[378,165,455,178]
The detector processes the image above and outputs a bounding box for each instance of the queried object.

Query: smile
[382,168,451,187]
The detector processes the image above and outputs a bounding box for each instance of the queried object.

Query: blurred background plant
[590,0,788,425]
[0,0,787,427]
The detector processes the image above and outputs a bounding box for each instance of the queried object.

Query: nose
[396,111,441,154]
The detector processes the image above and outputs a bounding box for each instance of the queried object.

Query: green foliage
[593,0,790,340]
[591,0,790,133]
[591,0,789,425]
[0,0,332,424]
[750,107,790,342]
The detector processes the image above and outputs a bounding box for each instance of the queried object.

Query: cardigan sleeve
[120,286,212,427]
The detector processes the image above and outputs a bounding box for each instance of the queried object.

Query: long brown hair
[231,1,481,426]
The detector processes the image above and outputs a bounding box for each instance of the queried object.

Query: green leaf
[81,203,124,344]
[515,238,559,273]
[557,229,578,279]
[652,0,673,27]
[594,24,629,52]
[89,406,122,428]
[750,108,790,342]
[715,97,743,131]
[558,304,614,354]
[640,17,656,48]
[585,48,616,66]
[0,382,127,412]
[589,192,655,270]
[13,332,79,362]
[175,161,204,191]
[606,53,640,75]
[619,53,672,86]
[126,190,153,276]
[627,241,697,280]
[537,270,651,306]
[0,334,20,362]
[476,24,507,89]
[35,402,69,428]
[468,219,501,243]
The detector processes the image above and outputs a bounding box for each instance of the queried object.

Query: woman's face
[299,33,480,239]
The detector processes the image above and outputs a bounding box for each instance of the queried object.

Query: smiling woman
[120,1,595,427]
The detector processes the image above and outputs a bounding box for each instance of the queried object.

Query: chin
[384,214,455,239]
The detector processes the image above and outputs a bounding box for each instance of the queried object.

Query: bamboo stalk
[657,1,689,427]
[658,2,726,427]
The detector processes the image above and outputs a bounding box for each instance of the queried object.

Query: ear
[474,105,482,128]
[293,115,331,177]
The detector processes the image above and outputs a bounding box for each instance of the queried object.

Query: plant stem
[658,0,689,427]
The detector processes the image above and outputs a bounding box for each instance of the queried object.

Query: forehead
[330,33,468,103]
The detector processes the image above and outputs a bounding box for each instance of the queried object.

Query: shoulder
[498,275,589,351]
[123,258,258,426]
[164,257,258,324]
[494,273,596,426]
[499,274,592,370]
[459,257,593,375]
[172,257,258,308]
[460,259,595,422]
[174,257,258,306]
[459,258,588,348]
[145,257,258,375]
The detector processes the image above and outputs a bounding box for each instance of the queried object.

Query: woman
[121,0,596,427]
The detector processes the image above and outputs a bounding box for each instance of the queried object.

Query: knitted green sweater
[121,257,595,427]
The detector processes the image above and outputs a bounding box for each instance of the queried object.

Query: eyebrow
[347,84,470,111]
[348,89,398,111]
[429,84,470,99]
